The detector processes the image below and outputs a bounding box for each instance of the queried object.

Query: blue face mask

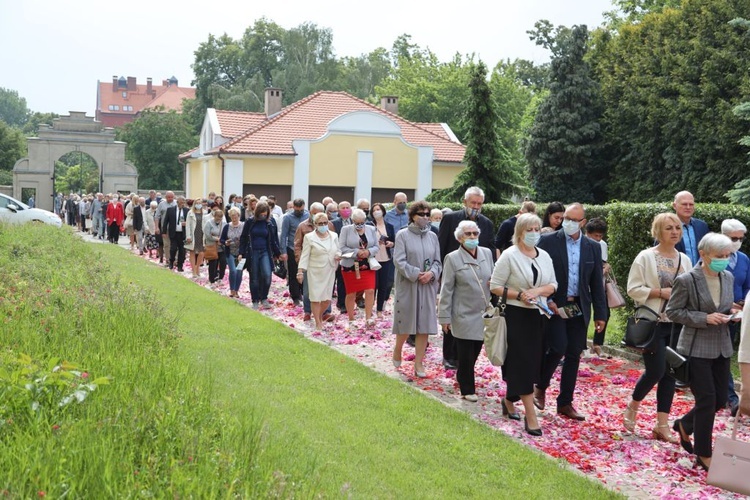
[463,238,479,250]
[354,223,365,230]
[316,225,329,234]
[708,258,729,273]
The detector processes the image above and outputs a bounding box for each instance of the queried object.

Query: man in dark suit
[332,201,353,314]
[163,196,189,272]
[535,202,608,421]
[672,191,709,266]
[437,186,497,369]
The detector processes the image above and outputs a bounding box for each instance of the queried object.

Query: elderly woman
[220,207,245,298]
[185,198,207,278]
[721,219,750,415]
[667,233,740,471]
[438,220,493,402]
[339,208,380,328]
[490,213,557,435]
[238,202,281,308]
[541,201,565,234]
[124,193,138,249]
[392,201,442,378]
[204,208,226,287]
[740,296,750,417]
[370,202,396,316]
[298,212,341,330]
[624,213,691,441]
[144,201,158,258]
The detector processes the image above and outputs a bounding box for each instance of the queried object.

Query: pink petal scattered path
[115,238,749,499]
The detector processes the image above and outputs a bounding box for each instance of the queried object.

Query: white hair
[454,220,480,241]
[721,218,747,234]
[698,232,733,254]
[464,186,485,201]
[309,202,325,213]
[351,208,367,222]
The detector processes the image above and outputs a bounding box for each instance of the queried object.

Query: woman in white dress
[298,212,341,330]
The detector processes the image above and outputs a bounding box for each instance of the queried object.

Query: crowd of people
[72,186,750,473]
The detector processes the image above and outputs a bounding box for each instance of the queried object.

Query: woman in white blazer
[185,199,207,278]
[339,209,380,329]
[298,212,341,330]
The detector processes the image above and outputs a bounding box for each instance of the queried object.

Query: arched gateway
[13,111,138,212]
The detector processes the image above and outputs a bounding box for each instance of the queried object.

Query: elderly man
[356,198,371,219]
[280,199,309,306]
[326,202,339,221]
[90,193,104,238]
[385,192,409,232]
[495,200,537,255]
[163,196,189,272]
[673,191,709,266]
[294,202,336,322]
[155,191,176,265]
[437,186,497,369]
[722,218,750,416]
[535,203,607,421]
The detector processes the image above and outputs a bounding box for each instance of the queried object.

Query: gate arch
[12,111,138,212]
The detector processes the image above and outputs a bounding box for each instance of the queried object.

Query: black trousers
[107,222,120,243]
[537,306,587,408]
[208,252,227,283]
[170,235,186,269]
[632,322,676,413]
[286,248,302,301]
[455,337,484,395]
[679,356,730,457]
[374,259,394,312]
[335,266,347,312]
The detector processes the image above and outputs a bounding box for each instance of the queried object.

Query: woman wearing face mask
[667,232,740,471]
[238,202,281,308]
[204,208,227,287]
[298,213,341,330]
[371,202,396,316]
[106,194,124,244]
[185,198,207,278]
[339,208,379,328]
[392,201,442,378]
[490,213,557,435]
[624,213,690,442]
[438,220,493,401]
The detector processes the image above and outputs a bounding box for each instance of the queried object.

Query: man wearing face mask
[534,203,607,421]
[333,201,354,314]
[356,198,371,220]
[326,202,339,221]
[280,198,309,306]
[385,192,409,232]
[437,186,497,369]
[721,218,750,416]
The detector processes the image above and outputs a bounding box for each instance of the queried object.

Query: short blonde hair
[651,213,682,241]
[312,212,328,224]
[228,206,241,217]
[512,213,542,245]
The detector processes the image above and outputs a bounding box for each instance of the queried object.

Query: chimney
[264,88,283,116]
[127,76,137,91]
[146,77,153,95]
[112,75,118,91]
[381,96,398,115]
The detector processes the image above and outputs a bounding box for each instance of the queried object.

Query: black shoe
[673,419,694,454]
[177,267,184,272]
[442,358,457,370]
[524,417,542,436]
[501,398,521,421]
[675,380,689,389]
[695,456,709,471]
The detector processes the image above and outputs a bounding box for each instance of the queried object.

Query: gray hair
[309,202,325,214]
[721,218,747,234]
[464,186,485,201]
[454,220,480,241]
[228,206,241,217]
[351,208,367,222]
[698,232,733,254]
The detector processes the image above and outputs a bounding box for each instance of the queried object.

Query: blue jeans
[226,253,243,292]
[250,248,272,302]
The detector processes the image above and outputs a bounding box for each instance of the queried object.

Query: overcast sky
[1,0,614,116]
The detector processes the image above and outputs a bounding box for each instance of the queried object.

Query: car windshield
[0,195,29,210]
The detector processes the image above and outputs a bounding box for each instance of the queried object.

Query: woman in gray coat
[438,220,493,401]
[392,201,442,378]
[667,232,740,471]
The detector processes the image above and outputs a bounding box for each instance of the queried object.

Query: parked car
[0,193,62,227]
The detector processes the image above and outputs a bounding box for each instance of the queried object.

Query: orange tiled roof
[143,85,196,111]
[215,109,266,138]
[97,79,196,116]
[208,91,465,163]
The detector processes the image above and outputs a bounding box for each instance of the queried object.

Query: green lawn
[1,224,620,498]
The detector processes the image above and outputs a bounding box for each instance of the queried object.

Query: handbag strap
[468,263,491,310]
[684,273,701,359]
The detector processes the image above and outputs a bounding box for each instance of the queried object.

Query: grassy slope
[98,243,619,499]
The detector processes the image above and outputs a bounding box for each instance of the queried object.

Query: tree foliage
[525,25,604,203]
[0,88,29,128]
[0,120,26,174]
[54,152,99,194]
[116,109,197,191]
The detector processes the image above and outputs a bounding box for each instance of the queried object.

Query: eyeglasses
[315,222,328,226]
[415,212,430,217]
[463,231,479,236]
[730,236,745,242]
[564,217,584,223]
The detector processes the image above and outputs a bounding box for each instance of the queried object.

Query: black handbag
[273,260,288,279]
[622,305,661,352]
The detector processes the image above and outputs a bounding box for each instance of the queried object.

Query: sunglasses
[464,231,479,237]
[415,212,430,217]
[315,222,328,226]
[730,236,745,242]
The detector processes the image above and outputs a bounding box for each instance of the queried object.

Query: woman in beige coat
[185,199,207,278]
[298,212,340,330]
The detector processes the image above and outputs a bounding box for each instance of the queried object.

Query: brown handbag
[707,413,750,495]
[203,243,219,261]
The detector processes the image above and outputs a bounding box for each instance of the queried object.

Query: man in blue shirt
[280,199,309,306]
[385,192,409,232]
[672,191,709,266]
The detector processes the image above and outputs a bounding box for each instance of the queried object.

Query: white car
[0,193,63,227]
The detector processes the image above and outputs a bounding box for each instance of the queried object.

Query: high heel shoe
[673,419,694,454]
[501,398,521,421]
[623,402,638,433]
[652,424,678,444]
[392,358,402,368]
[524,417,543,437]
[695,456,709,471]
[414,366,427,378]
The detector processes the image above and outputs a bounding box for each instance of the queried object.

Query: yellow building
[180,89,466,205]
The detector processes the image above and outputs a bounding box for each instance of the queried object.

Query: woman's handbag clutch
[707,413,750,495]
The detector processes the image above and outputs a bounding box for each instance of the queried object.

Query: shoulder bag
[605,270,626,308]
[470,264,507,366]
[707,413,750,495]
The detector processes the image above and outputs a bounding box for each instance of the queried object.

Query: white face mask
[562,219,580,236]
[372,210,383,219]
[731,240,742,253]
[524,231,541,247]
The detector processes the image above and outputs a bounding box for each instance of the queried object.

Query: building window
[123,105,133,111]
[122,92,127,98]
[107,104,121,111]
